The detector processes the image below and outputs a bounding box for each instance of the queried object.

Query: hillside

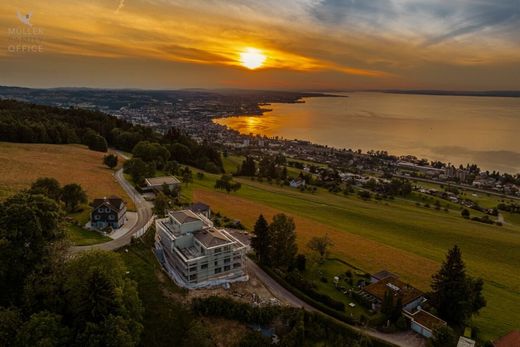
[0,142,134,210]
[183,158,520,341]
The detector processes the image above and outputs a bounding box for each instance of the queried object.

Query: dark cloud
[422,0,520,46]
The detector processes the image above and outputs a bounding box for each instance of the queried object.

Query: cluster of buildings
[361,270,446,339]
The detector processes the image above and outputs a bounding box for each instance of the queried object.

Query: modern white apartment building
[155,209,248,288]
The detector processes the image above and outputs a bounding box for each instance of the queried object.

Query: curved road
[71,168,153,253]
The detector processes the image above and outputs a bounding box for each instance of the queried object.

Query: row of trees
[29,177,87,212]
[0,99,155,153]
[0,100,225,172]
[0,180,143,346]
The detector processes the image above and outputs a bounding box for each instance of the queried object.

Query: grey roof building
[155,209,247,287]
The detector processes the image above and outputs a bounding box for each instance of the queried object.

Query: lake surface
[214,92,520,173]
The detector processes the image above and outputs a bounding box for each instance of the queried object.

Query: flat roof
[145,176,180,186]
[411,309,446,332]
[363,277,423,305]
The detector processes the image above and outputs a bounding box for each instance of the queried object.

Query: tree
[430,245,486,326]
[64,250,143,345]
[103,153,118,169]
[268,214,298,269]
[296,254,306,272]
[0,307,22,346]
[88,134,108,152]
[154,192,169,218]
[307,234,333,264]
[0,193,64,306]
[214,174,241,193]
[60,183,87,212]
[28,177,62,201]
[251,215,270,265]
[132,141,170,163]
[427,326,457,347]
[239,156,256,176]
[181,166,193,186]
[16,311,71,347]
[124,158,155,185]
[461,209,470,219]
[381,290,394,320]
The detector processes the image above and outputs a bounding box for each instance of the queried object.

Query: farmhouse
[143,176,181,191]
[90,196,127,229]
[155,209,247,288]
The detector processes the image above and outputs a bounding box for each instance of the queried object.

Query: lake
[214,92,520,173]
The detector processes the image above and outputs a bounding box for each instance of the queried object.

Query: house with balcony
[90,196,127,230]
[155,209,248,288]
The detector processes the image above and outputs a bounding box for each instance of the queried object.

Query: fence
[133,215,156,239]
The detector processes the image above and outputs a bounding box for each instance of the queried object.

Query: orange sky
[1,0,519,90]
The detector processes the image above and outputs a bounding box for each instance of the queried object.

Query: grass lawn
[302,258,373,320]
[0,142,135,210]
[64,223,111,246]
[183,170,520,340]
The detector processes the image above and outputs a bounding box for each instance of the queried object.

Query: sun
[239,48,266,70]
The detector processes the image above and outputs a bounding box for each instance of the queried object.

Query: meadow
[0,142,135,244]
[183,157,520,340]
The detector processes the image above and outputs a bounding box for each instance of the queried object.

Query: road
[395,174,520,201]
[247,259,424,347]
[71,168,153,253]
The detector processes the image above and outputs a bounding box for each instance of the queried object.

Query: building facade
[155,209,247,287]
[90,196,127,229]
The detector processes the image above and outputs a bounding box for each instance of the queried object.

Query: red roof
[494,330,520,347]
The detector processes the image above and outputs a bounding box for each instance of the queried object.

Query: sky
[1,0,519,90]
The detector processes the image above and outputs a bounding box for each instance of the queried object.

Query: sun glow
[239,48,266,69]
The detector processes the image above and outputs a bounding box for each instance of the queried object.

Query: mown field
[0,142,135,245]
[184,158,520,340]
[0,142,135,209]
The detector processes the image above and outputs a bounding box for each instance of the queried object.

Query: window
[98,208,104,213]
[214,247,222,254]
[189,265,197,272]
[94,215,100,220]
[224,258,231,264]
[233,263,241,268]
[189,274,197,282]
[214,261,218,266]
[214,267,222,274]
[108,215,115,220]
[224,265,231,271]
[200,263,208,270]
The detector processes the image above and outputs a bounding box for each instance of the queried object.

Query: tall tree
[430,245,486,326]
[153,192,169,218]
[251,215,270,265]
[268,214,298,269]
[103,154,118,169]
[60,183,87,212]
[307,234,333,264]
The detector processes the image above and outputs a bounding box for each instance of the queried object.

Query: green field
[65,223,111,246]
[185,157,520,340]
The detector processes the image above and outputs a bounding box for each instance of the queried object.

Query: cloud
[115,0,125,14]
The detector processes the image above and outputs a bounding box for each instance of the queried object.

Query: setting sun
[239,48,266,70]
